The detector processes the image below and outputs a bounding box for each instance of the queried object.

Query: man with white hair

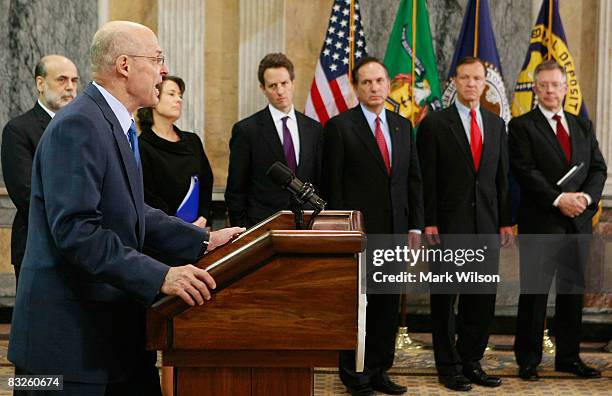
[8,21,244,395]
[2,55,78,283]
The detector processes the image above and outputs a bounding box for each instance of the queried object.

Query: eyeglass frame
[534,81,567,90]
[125,54,165,66]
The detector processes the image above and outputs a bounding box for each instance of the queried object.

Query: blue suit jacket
[8,83,207,383]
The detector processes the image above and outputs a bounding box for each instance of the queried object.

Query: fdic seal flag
[512,0,587,118]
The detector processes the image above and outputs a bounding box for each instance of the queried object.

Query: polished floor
[0,326,609,395]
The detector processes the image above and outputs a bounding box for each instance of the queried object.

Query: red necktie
[375,117,391,174]
[552,114,571,162]
[470,109,483,171]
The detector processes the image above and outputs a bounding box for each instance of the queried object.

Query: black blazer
[508,108,607,234]
[225,107,323,227]
[417,105,512,234]
[322,105,424,234]
[1,102,51,265]
[139,126,214,219]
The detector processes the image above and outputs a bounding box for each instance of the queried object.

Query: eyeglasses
[126,55,165,66]
[535,81,565,90]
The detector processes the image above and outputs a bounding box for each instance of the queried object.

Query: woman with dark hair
[137,75,213,228]
[137,75,214,396]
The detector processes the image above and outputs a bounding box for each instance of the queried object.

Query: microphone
[266,161,326,212]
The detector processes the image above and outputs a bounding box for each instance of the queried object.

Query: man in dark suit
[1,55,78,283]
[322,57,424,396]
[226,53,323,227]
[8,21,243,396]
[509,59,606,381]
[417,57,513,391]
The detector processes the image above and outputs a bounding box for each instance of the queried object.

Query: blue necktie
[281,116,297,173]
[127,120,141,169]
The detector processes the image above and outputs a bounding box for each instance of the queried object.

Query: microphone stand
[290,182,325,230]
[290,198,306,230]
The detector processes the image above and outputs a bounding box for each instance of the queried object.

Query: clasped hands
[557,192,588,218]
[424,225,514,248]
[161,226,245,306]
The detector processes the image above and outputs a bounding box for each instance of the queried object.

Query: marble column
[158,0,206,141]
[98,0,108,27]
[238,0,286,119]
[596,0,612,203]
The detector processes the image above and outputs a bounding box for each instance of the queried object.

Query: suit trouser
[339,293,400,387]
[514,293,583,367]
[514,234,587,367]
[430,293,496,376]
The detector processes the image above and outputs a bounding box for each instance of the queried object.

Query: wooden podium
[147,210,366,396]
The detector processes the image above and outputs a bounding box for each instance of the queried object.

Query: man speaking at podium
[322,57,424,396]
[8,21,243,395]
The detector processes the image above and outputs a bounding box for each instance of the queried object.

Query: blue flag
[176,175,199,223]
[512,0,588,118]
[441,0,511,123]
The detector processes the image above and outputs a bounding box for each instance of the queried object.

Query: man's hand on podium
[160,227,245,306]
[207,227,246,252]
[161,265,217,306]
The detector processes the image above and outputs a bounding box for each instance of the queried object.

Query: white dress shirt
[92,81,134,145]
[37,99,56,119]
[455,99,484,143]
[360,103,392,163]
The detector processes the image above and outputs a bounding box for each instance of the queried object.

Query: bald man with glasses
[8,21,243,396]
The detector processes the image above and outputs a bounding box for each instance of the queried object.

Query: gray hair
[533,59,567,84]
[90,23,138,74]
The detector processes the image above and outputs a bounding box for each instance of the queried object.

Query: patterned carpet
[314,333,612,395]
[0,326,609,395]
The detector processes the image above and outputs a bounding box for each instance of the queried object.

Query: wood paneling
[173,255,357,350]
[176,367,251,395]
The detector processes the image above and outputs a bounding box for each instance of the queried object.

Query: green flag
[384,0,442,128]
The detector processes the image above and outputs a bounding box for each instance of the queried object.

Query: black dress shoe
[346,384,375,396]
[463,367,502,387]
[370,374,407,395]
[518,365,539,381]
[556,360,602,378]
[438,374,472,391]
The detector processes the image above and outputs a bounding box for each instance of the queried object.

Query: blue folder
[176,175,199,223]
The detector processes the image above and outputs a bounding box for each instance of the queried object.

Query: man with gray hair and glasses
[8,21,244,395]
[509,59,606,382]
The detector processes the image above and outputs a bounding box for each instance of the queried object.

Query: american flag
[305,0,368,125]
